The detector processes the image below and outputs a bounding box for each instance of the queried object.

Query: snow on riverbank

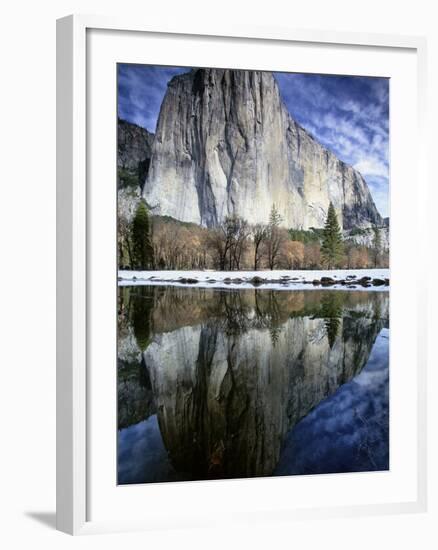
[118,268,390,291]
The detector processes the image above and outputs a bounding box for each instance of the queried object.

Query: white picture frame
[56,14,428,535]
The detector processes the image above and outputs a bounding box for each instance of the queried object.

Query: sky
[118,64,389,218]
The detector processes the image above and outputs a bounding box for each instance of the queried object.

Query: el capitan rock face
[143,69,382,230]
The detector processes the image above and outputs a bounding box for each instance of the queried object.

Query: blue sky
[118,64,389,217]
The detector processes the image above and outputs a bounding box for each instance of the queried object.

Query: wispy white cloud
[118,65,188,132]
[354,159,388,179]
[275,72,389,216]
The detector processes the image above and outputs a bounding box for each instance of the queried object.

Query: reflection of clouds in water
[275,328,389,476]
[118,415,176,484]
[118,287,389,483]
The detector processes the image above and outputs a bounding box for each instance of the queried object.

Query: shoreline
[118,268,390,291]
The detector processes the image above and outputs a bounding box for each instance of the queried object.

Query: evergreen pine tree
[266,204,284,270]
[321,202,344,269]
[269,203,283,227]
[131,200,154,269]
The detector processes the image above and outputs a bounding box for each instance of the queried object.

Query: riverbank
[118,268,389,291]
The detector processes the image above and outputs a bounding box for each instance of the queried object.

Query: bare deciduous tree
[230,217,251,270]
[282,240,305,269]
[252,223,267,270]
[207,215,251,270]
[304,242,321,269]
[118,214,133,268]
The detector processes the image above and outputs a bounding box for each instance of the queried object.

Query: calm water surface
[117,286,389,484]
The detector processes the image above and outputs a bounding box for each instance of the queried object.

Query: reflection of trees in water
[373,298,381,323]
[118,285,389,479]
[128,286,156,351]
[120,286,388,352]
[320,293,344,348]
[254,291,285,345]
[117,286,130,334]
[218,291,253,335]
[117,286,157,429]
[121,286,389,352]
[215,290,286,345]
[138,354,152,389]
[269,326,282,346]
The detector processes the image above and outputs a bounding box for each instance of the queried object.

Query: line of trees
[207,204,287,271]
[118,200,388,271]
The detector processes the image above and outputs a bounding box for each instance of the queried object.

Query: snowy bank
[118,269,390,291]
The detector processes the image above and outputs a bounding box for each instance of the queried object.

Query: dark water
[117,285,389,484]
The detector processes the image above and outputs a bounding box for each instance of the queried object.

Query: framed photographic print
[56,15,427,535]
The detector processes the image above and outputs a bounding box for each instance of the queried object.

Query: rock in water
[143,69,382,230]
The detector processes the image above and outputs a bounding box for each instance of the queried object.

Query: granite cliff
[142,69,382,230]
[345,225,390,251]
[118,117,154,191]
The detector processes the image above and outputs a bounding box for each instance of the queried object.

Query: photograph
[116,64,390,484]
[0,0,431,543]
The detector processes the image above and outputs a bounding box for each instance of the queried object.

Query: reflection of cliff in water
[118,286,389,480]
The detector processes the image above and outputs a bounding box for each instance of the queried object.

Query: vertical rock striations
[143,69,382,230]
